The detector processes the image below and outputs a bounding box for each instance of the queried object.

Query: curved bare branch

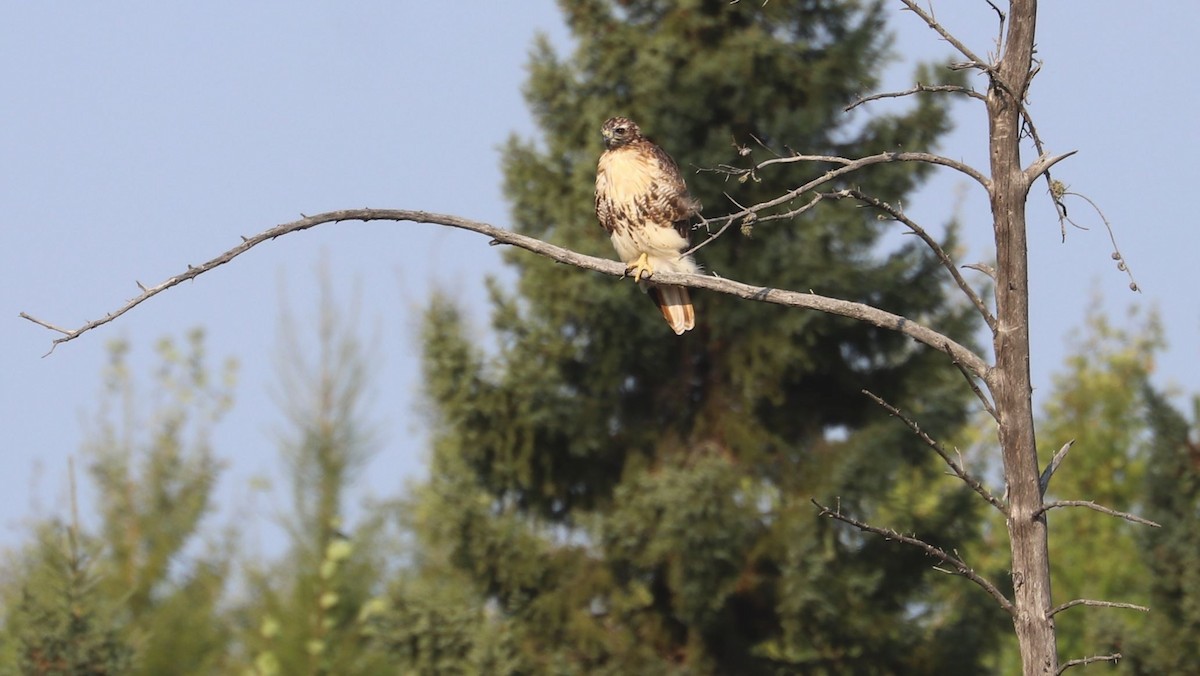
[684,193,825,257]
[845,83,986,112]
[1049,598,1149,618]
[1058,653,1122,675]
[863,390,1005,512]
[830,188,997,332]
[20,209,990,379]
[1035,500,1161,528]
[899,1,994,76]
[707,150,991,195]
[689,150,992,254]
[813,498,1014,616]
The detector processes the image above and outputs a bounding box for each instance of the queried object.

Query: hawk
[595,116,701,335]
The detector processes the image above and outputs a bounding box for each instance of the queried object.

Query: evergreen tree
[1030,307,1161,665]
[233,278,391,676]
[1127,389,1200,674]
[0,331,236,675]
[361,563,527,675]
[87,331,237,675]
[2,522,134,675]
[411,1,993,673]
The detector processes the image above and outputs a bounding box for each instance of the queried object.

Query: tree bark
[986,1,1057,674]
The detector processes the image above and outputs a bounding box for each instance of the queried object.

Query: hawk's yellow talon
[625,252,653,281]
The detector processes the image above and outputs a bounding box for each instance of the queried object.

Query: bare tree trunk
[987,2,1057,673]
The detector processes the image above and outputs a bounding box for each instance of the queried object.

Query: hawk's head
[601,117,641,150]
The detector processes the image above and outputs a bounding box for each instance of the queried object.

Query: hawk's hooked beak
[601,128,613,142]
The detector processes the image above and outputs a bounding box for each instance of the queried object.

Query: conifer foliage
[414,1,993,671]
[6,524,133,676]
[1034,310,1161,664]
[0,332,234,675]
[234,281,392,676]
[1128,389,1200,674]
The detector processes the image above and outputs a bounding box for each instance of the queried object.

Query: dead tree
[21,2,1151,673]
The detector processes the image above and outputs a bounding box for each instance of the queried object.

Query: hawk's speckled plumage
[595,117,701,335]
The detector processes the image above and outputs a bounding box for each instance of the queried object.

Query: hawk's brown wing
[641,139,701,237]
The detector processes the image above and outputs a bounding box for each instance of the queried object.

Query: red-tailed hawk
[594,116,701,335]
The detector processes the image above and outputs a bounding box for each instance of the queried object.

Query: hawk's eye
[615,126,627,135]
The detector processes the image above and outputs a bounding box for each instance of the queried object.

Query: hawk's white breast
[597,147,657,203]
[597,148,696,274]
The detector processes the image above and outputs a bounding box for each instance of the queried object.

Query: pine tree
[234,278,391,676]
[87,331,237,675]
[0,331,235,675]
[413,1,993,672]
[3,522,134,675]
[1030,307,1162,665]
[1127,389,1200,674]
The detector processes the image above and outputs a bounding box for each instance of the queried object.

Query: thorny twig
[812,498,1014,614]
[1057,653,1121,675]
[862,390,1005,513]
[898,0,996,80]
[830,188,996,331]
[845,83,985,112]
[1035,500,1161,528]
[948,343,1000,422]
[685,192,826,257]
[1049,598,1149,618]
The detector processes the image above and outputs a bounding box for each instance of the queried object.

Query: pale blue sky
[3,3,1196,548]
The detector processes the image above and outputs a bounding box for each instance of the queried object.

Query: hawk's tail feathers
[649,284,695,335]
